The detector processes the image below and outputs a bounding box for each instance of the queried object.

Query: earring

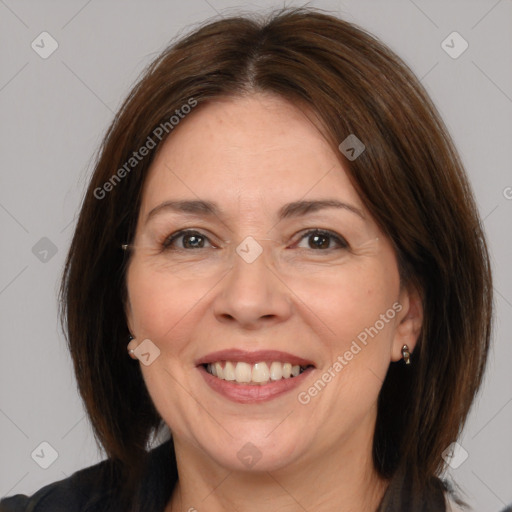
[401,344,411,365]
[127,334,136,358]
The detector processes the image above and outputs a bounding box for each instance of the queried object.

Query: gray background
[0,1,511,510]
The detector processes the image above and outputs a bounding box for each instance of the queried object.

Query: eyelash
[161,229,349,251]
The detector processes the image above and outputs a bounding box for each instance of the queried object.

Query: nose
[212,240,293,330]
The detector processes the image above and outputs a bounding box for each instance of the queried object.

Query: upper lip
[195,349,316,367]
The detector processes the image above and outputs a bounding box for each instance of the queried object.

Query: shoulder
[0,439,176,512]
[0,457,114,512]
[0,463,113,512]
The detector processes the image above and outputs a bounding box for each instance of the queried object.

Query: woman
[0,7,492,512]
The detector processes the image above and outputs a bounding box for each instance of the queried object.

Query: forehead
[139,93,364,215]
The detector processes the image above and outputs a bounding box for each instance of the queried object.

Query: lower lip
[198,365,315,403]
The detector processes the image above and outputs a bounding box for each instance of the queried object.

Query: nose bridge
[227,235,276,297]
[213,235,291,326]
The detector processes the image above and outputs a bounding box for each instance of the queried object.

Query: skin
[125,92,423,512]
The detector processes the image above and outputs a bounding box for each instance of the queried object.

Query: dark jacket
[1,438,455,511]
[0,439,177,512]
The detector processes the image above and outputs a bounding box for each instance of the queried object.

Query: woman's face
[125,93,421,473]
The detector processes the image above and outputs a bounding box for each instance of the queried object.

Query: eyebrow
[145,198,365,225]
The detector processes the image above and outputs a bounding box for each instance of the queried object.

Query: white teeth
[269,361,283,381]
[214,362,224,379]
[205,361,310,384]
[234,362,252,383]
[252,362,270,383]
[223,361,236,381]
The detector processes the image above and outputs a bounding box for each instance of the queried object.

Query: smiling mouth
[203,361,313,385]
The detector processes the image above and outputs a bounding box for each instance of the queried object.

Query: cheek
[296,258,400,354]
[125,259,214,346]
[292,261,400,438]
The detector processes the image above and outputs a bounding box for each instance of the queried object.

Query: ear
[391,283,423,362]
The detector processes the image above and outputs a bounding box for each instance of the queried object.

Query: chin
[196,429,309,473]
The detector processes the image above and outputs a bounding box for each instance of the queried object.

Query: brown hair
[60,6,493,511]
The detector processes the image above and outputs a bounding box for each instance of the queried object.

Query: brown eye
[163,230,213,250]
[295,229,349,250]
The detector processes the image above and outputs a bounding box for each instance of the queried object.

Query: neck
[166,425,389,512]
